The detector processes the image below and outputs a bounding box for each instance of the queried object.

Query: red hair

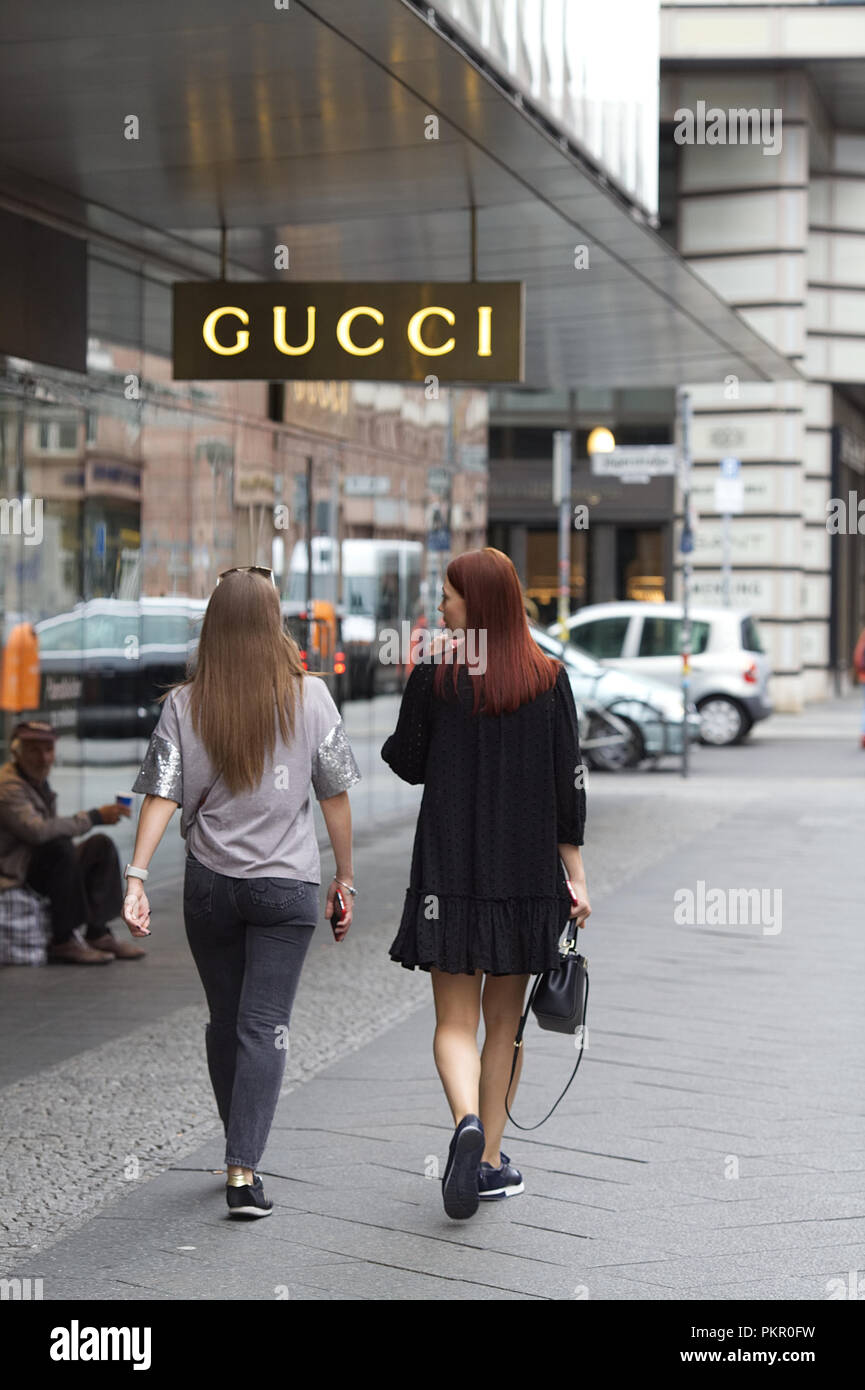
[432,548,562,716]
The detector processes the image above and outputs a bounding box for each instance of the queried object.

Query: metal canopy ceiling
[0,0,798,387]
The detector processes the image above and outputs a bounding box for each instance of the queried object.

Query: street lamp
[587,426,616,455]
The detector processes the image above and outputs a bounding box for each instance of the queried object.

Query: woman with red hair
[382,548,591,1219]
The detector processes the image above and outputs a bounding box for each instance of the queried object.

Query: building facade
[660,0,865,703]
[0,0,814,819]
[486,387,677,626]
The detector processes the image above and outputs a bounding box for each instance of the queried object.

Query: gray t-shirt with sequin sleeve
[131,675,360,881]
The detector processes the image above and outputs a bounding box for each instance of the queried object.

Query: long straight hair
[433,547,562,716]
[170,570,306,794]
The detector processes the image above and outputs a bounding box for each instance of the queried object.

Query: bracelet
[124,863,149,881]
[335,878,357,897]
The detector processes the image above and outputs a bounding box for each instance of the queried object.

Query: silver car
[530,623,701,770]
[548,602,773,746]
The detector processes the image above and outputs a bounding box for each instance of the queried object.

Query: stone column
[662,69,813,710]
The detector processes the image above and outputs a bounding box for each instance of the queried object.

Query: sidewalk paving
[4,698,864,1301]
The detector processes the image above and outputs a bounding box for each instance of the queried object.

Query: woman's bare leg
[429,967,483,1122]
[479,972,531,1166]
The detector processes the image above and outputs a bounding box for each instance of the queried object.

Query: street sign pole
[721,511,732,607]
[715,456,742,607]
[678,388,693,780]
[305,455,314,657]
[553,431,572,643]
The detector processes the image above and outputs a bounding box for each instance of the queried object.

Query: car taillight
[334,651,346,675]
[299,649,308,670]
[744,662,758,684]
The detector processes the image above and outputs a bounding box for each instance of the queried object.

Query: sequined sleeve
[132,733,183,803]
[311,718,361,801]
[132,693,184,803]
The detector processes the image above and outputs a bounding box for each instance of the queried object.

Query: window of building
[36,419,79,451]
[618,526,665,602]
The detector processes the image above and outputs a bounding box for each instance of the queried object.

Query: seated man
[0,721,144,964]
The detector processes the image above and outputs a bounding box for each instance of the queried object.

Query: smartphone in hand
[559,855,581,913]
[331,887,347,939]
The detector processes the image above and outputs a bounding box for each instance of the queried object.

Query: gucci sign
[173,281,524,382]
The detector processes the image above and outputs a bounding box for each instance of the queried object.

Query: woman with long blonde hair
[122,567,361,1217]
[383,548,591,1219]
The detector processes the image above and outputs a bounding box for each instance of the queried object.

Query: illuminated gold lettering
[202,306,249,355]
[407,306,455,356]
[273,305,316,355]
[477,306,492,357]
[198,295,506,366]
[336,306,384,356]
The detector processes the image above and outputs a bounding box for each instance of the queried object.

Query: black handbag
[504,871,589,1131]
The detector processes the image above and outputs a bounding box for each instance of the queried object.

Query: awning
[0,0,799,387]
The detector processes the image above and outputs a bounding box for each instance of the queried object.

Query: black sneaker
[478,1151,524,1200]
[226,1173,273,1219]
[441,1114,485,1220]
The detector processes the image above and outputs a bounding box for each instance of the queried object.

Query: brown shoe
[87,933,146,960]
[48,938,114,965]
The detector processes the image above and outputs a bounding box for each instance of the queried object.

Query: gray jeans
[183,852,319,1170]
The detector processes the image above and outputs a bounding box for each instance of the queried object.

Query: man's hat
[12,720,57,743]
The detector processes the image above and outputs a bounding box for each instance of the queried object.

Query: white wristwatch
[124,863,149,881]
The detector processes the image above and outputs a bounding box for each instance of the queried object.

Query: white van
[288,538,422,698]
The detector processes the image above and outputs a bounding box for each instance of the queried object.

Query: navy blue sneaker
[226,1173,273,1219]
[478,1152,524,1199]
[441,1114,485,1219]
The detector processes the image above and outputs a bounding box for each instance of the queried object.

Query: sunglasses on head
[216,565,277,588]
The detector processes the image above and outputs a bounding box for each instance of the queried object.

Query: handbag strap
[504,931,589,1132]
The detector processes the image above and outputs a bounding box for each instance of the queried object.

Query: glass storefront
[617,526,665,603]
[0,250,489,881]
[523,528,587,626]
[486,388,676,612]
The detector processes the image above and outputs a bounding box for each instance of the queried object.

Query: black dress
[381,657,587,976]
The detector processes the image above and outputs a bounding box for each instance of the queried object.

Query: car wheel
[697,696,747,746]
[585,715,643,771]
